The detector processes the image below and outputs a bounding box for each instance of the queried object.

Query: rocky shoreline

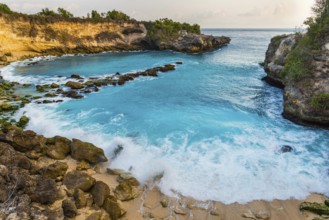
[0,60,328,219]
[0,125,328,220]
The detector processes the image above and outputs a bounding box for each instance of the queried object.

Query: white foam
[15,103,329,204]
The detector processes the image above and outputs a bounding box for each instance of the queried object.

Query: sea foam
[15,103,329,204]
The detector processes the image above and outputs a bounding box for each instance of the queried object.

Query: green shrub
[16,116,29,128]
[57,8,73,18]
[38,8,59,17]
[0,3,12,14]
[145,18,200,42]
[311,93,329,110]
[281,35,313,80]
[106,10,130,21]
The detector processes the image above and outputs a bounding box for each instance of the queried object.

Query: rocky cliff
[264,34,329,129]
[0,12,230,66]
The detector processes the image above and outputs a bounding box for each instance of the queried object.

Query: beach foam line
[15,102,329,204]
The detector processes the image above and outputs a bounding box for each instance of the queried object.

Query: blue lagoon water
[2,29,329,204]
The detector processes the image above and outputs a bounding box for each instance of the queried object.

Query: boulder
[91,181,111,207]
[30,178,59,204]
[0,128,47,153]
[114,181,140,201]
[102,195,126,220]
[71,74,83,79]
[50,83,59,88]
[38,161,68,179]
[73,188,87,209]
[65,81,84,89]
[86,211,110,220]
[70,139,108,164]
[63,170,96,192]
[117,173,140,186]
[46,136,71,160]
[62,90,84,99]
[62,198,78,218]
[300,202,329,215]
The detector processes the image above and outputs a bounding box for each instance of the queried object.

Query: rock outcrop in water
[264,33,329,129]
[152,33,231,53]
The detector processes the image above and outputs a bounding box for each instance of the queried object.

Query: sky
[1,0,315,28]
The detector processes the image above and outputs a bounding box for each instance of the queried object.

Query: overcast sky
[2,0,315,28]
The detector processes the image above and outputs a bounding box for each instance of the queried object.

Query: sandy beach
[62,157,326,220]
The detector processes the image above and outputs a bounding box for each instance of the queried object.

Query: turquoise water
[2,29,329,204]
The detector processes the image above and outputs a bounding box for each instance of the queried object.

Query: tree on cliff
[106,10,130,21]
[38,8,58,17]
[91,10,102,20]
[0,3,12,14]
[57,8,74,18]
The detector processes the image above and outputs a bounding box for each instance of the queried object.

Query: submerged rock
[280,145,293,153]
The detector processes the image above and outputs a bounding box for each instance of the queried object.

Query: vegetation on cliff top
[282,0,329,81]
[144,18,201,42]
[0,3,201,44]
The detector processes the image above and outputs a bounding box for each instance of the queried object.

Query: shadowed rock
[63,170,96,192]
[91,181,111,207]
[70,139,108,164]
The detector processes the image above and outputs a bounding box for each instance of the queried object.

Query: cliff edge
[0,6,230,66]
[264,22,329,128]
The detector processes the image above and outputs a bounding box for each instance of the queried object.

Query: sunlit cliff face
[2,0,314,28]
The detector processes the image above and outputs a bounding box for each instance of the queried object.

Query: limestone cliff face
[0,15,230,66]
[264,35,329,129]
[0,16,147,65]
[263,34,296,88]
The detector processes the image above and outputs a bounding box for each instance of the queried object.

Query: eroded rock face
[156,34,231,53]
[263,34,329,128]
[263,34,296,88]
[70,139,108,164]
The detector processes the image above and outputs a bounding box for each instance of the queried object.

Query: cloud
[239,2,289,17]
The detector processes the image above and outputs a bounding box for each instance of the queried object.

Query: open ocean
[2,29,329,204]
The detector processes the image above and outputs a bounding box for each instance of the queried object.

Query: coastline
[0,125,326,220]
[0,52,328,220]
